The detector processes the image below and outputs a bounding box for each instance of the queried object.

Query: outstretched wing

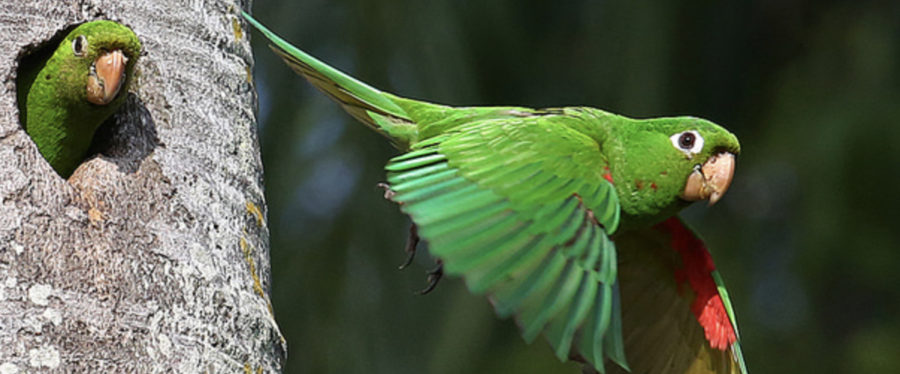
[386,112,627,372]
[610,217,747,374]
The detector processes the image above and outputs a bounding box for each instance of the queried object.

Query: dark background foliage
[248,1,900,373]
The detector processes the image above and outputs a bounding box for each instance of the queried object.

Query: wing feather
[607,217,747,374]
[386,114,625,372]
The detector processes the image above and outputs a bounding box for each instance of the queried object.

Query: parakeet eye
[72,35,88,57]
[670,130,704,156]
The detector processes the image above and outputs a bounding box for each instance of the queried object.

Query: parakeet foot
[419,261,443,295]
[376,182,396,202]
[398,224,419,270]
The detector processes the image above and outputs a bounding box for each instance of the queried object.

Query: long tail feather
[242,11,417,148]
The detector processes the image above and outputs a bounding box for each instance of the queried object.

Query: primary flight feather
[244,11,747,374]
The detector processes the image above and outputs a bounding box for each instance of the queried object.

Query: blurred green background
[248,1,900,373]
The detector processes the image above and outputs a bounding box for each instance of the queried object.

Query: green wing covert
[386,115,626,370]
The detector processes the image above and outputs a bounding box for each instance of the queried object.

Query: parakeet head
[55,20,141,107]
[16,20,141,178]
[607,116,740,226]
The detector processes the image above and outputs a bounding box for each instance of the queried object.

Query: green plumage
[17,20,141,177]
[244,11,746,374]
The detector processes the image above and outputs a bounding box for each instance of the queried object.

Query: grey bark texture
[0,1,286,372]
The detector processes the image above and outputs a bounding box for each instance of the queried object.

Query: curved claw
[419,262,443,295]
[398,224,419,270]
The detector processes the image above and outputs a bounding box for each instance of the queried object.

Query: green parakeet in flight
[17,20,141,178]
[244,12,748,374]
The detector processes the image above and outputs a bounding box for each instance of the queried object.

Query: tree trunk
[0,1,285,372]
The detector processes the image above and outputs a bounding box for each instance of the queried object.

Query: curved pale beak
[86,49,128,105]
[680,152,736,205]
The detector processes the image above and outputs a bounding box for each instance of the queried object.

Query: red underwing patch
[602,166,614,184]
[656,217,737,351]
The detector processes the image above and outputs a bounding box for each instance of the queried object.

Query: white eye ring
[72,35,88,57]
[670,130,704,157]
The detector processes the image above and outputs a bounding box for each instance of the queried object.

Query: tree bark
[0,1,285,372]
